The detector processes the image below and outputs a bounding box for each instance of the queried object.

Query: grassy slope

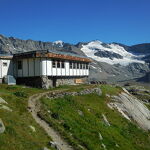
[40,85,150,150]
[0,84,53,150]
[0,84,95,150]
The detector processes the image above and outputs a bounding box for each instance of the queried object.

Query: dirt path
[28,90,74,150]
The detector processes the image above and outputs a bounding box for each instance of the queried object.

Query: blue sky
[0,0,150,45]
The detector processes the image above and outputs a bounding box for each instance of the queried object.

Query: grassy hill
[39,85,150,150]
[0,84,150,150]
[0,84,53,150]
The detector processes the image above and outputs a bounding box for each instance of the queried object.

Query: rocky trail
[28,90,74,150]
[28,87,101,150]
[27,85,150,150]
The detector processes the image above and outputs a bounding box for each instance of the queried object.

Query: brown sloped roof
[14,50,92,62]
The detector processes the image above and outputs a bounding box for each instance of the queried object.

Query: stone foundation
[56,78,75,87]
[41,76,53,89]
[0,78,2,84]
[16,77,44,88]
[16,76,88,89]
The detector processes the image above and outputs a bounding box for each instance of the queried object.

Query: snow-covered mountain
[53,40,64,47]
[0,34,149,83]
[81,40,145,66]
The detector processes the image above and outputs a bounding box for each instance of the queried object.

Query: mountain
[0,34,150,83]
[138,72,150,83]
[129,43,150,54]
[80,40,145,66]
[78,40,150,82]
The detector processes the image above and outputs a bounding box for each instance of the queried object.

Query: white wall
[16,58,42,77]
[0,59,13,78]
[15,58,89,77]
[65,62,69,76]
[0,60,2,78]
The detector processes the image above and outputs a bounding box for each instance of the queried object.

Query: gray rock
[94,88,102,96]
[0,97,7,104]
[77,110,84,116]
[0,119,5,134]
[98,132,103,140]
[101,143,106,149]
[108,91,150,131]
[29,125,36,132]
[106,94,110,98]
[95,50,123,59]
[102,114,110,126]
[0,105,12,112]
[49,141,61,150]
[47,88,102,100]
[43,147,50,150]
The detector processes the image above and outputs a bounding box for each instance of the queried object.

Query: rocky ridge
[108,88,150,131]
[0,34,150,83]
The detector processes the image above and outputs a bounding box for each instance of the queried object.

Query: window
[61,61,65,68]
[81,63,84,69]
[69,62,72,69]
[57,61,60,68]
[73,63,76,69]
[80,63,82,69]
[3,62,7,67]
[18,61,22,70]
[52,60,56,68]
[83,63,86,69]
[77,63,79,69]
[86,63,89,69]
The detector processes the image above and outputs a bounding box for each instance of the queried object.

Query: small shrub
[14,91,28,98]
[51,113,59,119]
[63,123,70,130]
[6,86,18,90]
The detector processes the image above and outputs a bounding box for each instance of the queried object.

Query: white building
[0,54,13,83]
[0,50,91,88]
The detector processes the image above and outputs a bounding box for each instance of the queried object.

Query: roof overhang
[14,50,92,63]
[0,55,13,59]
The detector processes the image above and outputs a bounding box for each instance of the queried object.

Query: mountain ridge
[0,34,150,83]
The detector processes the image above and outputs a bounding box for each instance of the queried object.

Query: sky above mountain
[0,0,150,45]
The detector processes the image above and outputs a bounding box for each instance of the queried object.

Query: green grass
[1,84,150,150]
[0,84,98,150]
[0,84,53,150]
[39,85,150,150]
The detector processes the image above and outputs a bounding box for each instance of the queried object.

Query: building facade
[0,55,13,83]
[0,50,91,88]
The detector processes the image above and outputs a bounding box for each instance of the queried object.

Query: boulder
[0,97,7,104]
[108,92,150,131]
[102,114,110,126]
[43,147,50,150]
[49,141,61,150]
[29,125,36,132]
[0,105,12,112]
[0,119,5,134]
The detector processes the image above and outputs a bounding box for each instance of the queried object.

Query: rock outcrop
[0,119,5,134]
[108,89,150,131]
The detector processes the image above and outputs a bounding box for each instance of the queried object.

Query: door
[0,60,2,78]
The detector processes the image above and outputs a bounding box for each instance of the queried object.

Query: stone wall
[16,76,88,89]
[16,77,43,88]
[56,78,74,87]
[0,79,2,84]
[45,87,102,99]
[56,77,88,87]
